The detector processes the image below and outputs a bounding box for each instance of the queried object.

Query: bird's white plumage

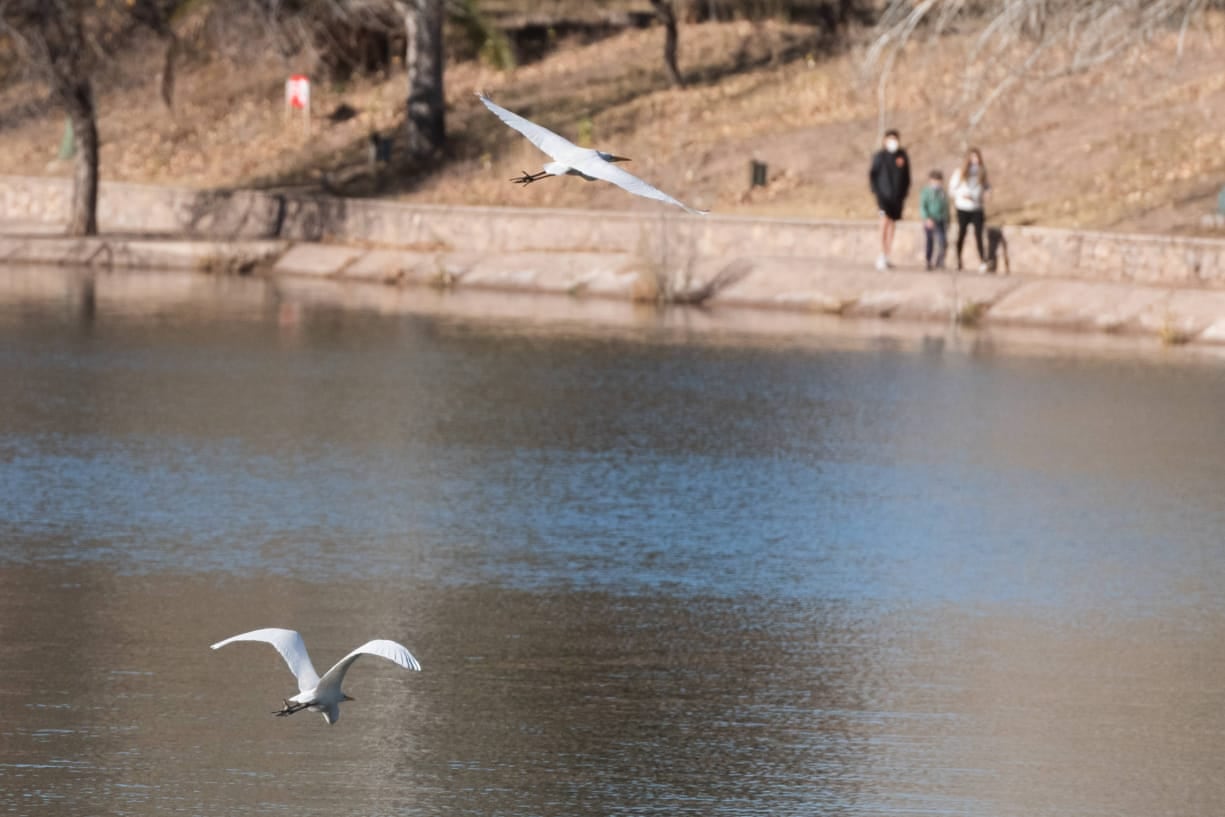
[210,628,422,725]
[477,93,707,215]
[478,94,575,162]
[210,627,321,693]
[315,639,422,698]
[567,156,702,214]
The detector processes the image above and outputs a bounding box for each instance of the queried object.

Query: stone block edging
[4,174,1225,288]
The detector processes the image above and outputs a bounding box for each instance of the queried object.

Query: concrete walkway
[0,224,286,274]
[5,219,1225,348]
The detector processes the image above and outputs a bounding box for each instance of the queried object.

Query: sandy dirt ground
[1,16,1224,235]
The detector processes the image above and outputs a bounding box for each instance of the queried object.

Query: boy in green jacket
[920,169,949,270]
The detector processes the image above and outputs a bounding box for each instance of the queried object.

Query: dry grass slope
[1,14,1223,234]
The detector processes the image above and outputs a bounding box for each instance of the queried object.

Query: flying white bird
[477,92,707,215]
[210,628,421,725]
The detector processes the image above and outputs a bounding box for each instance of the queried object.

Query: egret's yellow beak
[342,694,355,702]
[608,155,631,163]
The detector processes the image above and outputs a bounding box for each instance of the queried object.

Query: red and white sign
[285,75,310,111]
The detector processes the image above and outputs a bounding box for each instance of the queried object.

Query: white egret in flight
[210,628,421,725]
[477,92,708,215]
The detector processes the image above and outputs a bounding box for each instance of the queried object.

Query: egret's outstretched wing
[477,93,576,161]
[575,158,708,215]
[315,639,422,697]
[210,628,321,693]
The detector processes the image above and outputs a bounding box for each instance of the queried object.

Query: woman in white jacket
[949,148,990,271]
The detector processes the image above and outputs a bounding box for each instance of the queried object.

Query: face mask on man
[885,138,899,153]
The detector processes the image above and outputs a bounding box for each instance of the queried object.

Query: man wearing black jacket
[868,129,911,270]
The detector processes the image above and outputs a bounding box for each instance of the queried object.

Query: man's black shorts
[877,199,904,221]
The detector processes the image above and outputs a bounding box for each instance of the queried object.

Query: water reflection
[2,267,1225,817]
[7,567,1225,817]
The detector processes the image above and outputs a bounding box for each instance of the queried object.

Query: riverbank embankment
[5,175,1225,346]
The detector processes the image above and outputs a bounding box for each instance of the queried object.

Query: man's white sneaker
[875,254,888,271]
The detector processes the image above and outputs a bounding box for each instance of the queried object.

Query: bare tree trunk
[2,2,100,236]
[160,34,178,111]
[128,0,176,111]
[63,78,98,236]
[402,0,445,157]
[650,0,685,88]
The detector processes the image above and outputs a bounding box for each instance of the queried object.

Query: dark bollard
[368,132,393,167]
[750,159,767,187]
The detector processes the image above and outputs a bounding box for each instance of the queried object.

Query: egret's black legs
[274,699,309,717]
[511,170,548,186]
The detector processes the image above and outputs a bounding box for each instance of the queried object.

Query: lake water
[3,267,1225,817]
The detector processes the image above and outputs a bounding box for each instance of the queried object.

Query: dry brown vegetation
[1,12,1224,234]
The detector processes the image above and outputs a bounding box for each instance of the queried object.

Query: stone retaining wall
[10,174,1225,346]
[5,174,1225,288]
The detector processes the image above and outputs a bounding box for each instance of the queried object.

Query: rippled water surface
[3,268,1225,816]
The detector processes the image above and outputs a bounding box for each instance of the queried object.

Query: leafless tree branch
[863,0,1214,141]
